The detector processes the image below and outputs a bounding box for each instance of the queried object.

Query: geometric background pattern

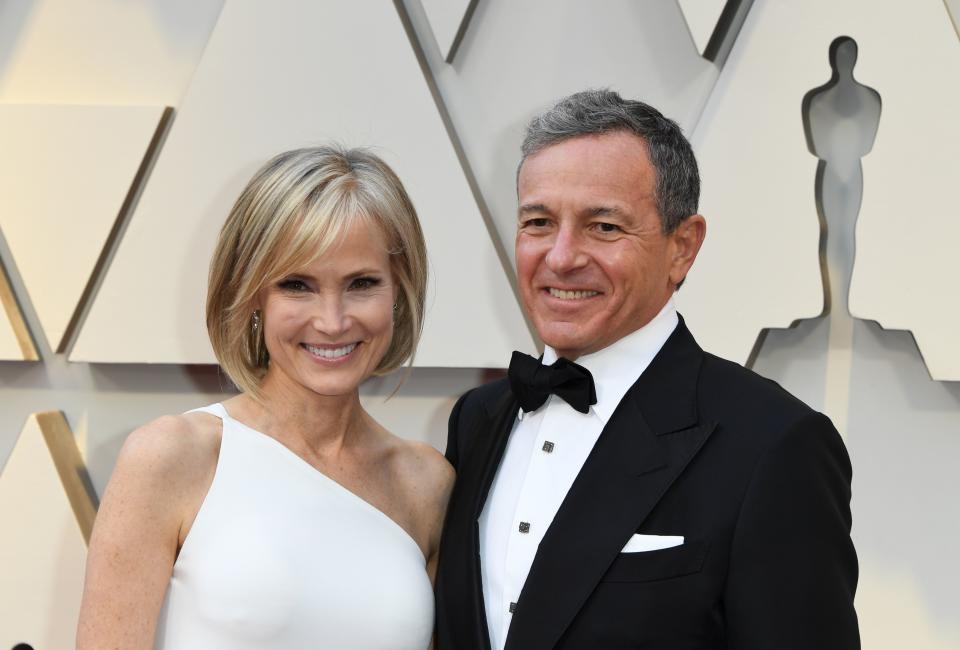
[677,0,736,56]
[70,0,535,368]
[0,413,93,649]
[850,0,960,380]
[686,0,960,374]
[0,1,958,646]
[420,0,476,61]
[0,258,36,360]
[0,104,168,354]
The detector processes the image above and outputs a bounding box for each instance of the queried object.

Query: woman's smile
[301,341,361,364]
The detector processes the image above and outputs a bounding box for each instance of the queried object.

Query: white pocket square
[621,534,684,553]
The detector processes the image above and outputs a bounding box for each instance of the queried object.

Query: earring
[249,309,268,368]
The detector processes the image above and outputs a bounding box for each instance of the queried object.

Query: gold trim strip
[0,259,39,360]
[35,411,99,545]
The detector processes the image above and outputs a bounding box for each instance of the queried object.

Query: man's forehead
[521,131,650,165]
[518,163,655,202]
[518,201,631,217]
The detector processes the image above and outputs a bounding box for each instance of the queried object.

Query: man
[435,89,859,649]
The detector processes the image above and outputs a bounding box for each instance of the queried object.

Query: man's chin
[537,331,594,360]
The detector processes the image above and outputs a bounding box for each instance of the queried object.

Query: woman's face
[258,219,396,398]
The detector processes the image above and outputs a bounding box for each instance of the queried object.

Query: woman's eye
[350,276,382,290]
[278,279,309,292]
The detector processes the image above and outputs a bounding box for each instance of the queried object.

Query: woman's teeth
[548,288,599,300]
[303,343,357,359]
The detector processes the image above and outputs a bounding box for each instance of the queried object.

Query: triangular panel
[72,0,534,367]
[0,105,168,351]
[0,413,93,649]
[677,0,753,65]
[422,0,477,62]
[683,0,960,369]
[677,0,727,55]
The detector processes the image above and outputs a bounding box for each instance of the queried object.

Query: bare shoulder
[395,438,455,500]
[386,436,455,568]
[115,411,222,489]
[362,412,452,503]
[78,410,223,646]
[97,410,223,547]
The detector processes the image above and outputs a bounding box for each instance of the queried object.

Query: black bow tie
[508,351,597,414]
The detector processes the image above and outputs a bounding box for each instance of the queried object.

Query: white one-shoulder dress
[155,403,434,649]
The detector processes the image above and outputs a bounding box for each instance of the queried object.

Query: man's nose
[544,226,588,273]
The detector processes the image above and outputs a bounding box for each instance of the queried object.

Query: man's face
[515,131,703,360]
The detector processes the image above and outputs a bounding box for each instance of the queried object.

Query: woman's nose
[311,297,350,336]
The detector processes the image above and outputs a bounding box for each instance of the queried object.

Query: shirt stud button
[542,441,555,453]
[519,521,531,533]
[509,602,517,613]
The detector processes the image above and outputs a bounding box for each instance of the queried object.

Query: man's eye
[523,218,550,228]
[350,277,382,290]
[278,279,308,292]
[595,222,621,233]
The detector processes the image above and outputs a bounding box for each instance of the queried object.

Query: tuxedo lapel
[446,385,518,649]
[504,320,716,650]
[462,388,520,523]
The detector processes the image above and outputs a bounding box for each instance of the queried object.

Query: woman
[77,146,454,648]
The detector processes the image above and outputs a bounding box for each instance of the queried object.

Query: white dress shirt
[478,298,679,650]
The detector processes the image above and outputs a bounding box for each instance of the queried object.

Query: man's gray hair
[520,89,700,233]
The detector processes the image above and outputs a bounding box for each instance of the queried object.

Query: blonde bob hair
[207,145,427,396]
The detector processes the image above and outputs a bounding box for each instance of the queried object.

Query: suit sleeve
[444,390,470,470]
[725,411,860,649]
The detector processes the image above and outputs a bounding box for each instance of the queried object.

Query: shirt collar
[540,297,679,424]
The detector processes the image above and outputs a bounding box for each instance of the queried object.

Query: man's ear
[668,214,706,286]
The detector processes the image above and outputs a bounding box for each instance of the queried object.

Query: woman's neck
[234,370,371,458]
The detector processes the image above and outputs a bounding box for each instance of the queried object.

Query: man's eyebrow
[518,202,553,215]
[583,206,625,218]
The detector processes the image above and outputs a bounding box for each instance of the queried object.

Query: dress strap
[185,402,229,420]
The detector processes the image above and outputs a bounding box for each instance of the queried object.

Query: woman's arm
[420,446,454,650]
[76,414,220,648]
[422,449,456,586]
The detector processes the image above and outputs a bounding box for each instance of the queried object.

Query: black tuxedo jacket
[435,319,859,649]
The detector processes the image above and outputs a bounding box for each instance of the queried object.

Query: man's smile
[545,287,601,300]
